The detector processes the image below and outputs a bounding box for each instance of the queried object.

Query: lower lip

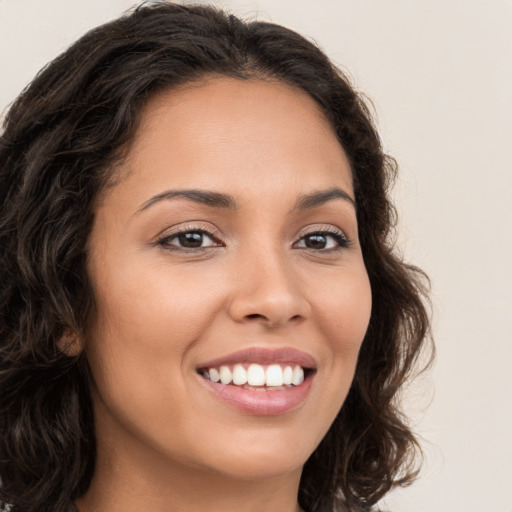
[198,374,314,416]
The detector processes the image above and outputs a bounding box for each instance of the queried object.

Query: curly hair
[0,3,432,512]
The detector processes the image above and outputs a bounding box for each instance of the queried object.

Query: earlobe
[56,329,84,357]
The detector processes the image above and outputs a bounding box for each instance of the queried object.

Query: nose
[227,249,311,328]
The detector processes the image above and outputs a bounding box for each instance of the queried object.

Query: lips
[197,347,316,369]
[196,347,316,415]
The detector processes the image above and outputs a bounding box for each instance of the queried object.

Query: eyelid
[151,222,350,251]
[153,222,224,248]
[293,225,351,249]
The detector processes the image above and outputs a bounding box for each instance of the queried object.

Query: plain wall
[1,1,511,511]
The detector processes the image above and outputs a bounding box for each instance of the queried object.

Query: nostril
[246,313,266,320]
[243,312,305,325]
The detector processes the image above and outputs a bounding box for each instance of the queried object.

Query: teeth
[283,365,293,385]
[292,365,304,385]
[232,364,248,385]
[265,364,284,386]
[209,368,220,383]
[247,364,266,386]
[219,365,232,385]
[204,363,307,388]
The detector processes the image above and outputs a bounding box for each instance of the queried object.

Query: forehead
[107,77,353,210]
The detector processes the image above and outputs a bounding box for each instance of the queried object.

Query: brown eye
[303,234,328,249]
[295,230,349,251]
[177,231,204,248]
[157,229,221,250]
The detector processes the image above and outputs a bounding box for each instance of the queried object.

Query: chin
[212,454,306,482]
[188,429,317,481]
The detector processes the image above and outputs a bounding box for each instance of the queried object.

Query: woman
[0,3,431,512]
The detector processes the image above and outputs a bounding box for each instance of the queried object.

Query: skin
[75,78,372,512]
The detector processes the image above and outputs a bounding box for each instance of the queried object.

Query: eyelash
[155,225,223,252]
[155,225,350,252]
[294,227,350,251]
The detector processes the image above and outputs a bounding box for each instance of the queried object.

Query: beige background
[1,1,511,511]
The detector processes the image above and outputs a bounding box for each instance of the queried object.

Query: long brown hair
[0,3,432,511]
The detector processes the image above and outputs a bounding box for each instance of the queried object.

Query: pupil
[306,234,327,249]
[178,232,203,248]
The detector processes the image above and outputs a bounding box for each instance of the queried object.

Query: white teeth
[232,364,248,385]
[208,368,220,383]
[265,364,284,386]
[247,364,266,386]
[219,365,232,385]
[203,363,307,387]
[292,365,304,385]
[283,365,293,385]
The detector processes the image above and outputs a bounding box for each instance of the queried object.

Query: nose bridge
[228,240,310,327]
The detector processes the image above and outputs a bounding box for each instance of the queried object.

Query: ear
[56,329,84,357]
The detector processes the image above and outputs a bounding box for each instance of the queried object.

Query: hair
[0,3,432,512]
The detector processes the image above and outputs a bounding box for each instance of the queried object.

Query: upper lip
[197,347,317,370]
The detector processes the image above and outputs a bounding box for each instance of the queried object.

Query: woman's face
[85,78,372,482]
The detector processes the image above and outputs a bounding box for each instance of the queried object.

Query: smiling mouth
[197,363,314,391]
[196,348,317,414]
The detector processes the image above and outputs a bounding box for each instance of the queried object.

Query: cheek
[316,266,372,348]
[296,264,371,446]
[89,257,225,355]
[83,264,224,449]
[84,257,235,421]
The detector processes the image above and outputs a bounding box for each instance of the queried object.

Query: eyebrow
[137,189,239,214]
[136,186,355,214]
[292,187,356,211]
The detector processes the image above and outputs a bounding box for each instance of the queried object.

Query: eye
[156,229,222,250]
[294,230,349,251]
